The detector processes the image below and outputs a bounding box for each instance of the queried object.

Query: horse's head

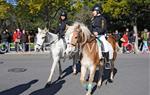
[65,24,81,55]
[35,27,48,51]
[65,22,91,55]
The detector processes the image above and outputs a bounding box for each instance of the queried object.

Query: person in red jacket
[13,31,17,42]
[13,29,22,52]
[121,30,129,53]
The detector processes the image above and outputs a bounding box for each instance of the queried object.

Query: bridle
[36,32,58,48]
[66,31,80,47]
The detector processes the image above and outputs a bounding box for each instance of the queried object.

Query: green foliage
[0,0,149,32]
[103,0,130,18]
[0,0,11,19]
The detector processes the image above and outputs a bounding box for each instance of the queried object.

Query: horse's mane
[72,22,92,40]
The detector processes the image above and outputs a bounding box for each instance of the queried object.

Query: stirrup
[105,61,111,69]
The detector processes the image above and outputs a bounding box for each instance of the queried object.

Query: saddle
[96,37,104,52]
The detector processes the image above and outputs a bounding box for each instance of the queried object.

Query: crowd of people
[0,28,35,53]
[113,28,150,54]
[0,27,150,54]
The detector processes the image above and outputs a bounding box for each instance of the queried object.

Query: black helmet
[92,4,101,13]
[60,11,67,17]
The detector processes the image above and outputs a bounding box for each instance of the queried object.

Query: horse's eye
[75,36,78,39]
[42,37,45,39]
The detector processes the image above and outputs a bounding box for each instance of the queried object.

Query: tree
[103,0,150,53]
[0,0,11,30]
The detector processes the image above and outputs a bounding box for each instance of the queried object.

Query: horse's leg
[97,62,104,88]
[47,56,59,84]
[86,65,96,95]
[58,60,62,79]
[72,55,77,75]
[80,64,87,88]
[110,51,117,82]
[110,60,114,82]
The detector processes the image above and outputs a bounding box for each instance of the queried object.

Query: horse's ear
[44,27,49,33]
[38,28,41,33]
[76,24,80,29]
[76,24,81,32]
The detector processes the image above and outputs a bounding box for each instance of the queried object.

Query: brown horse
[65,22,117,95]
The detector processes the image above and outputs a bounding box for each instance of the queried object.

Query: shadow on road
[29,79,65,95]
[61,63,81,79]
[0,79,38,95]
[92,68,118,94]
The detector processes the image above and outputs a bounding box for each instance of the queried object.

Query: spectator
[141,29,149,53]
[129,31,136,53]
[120,31,129,53]
[114,30,121,51]
[28,31,35,43]
[138,32,143,51]
[21,29,28,52]
[13,29,22,52]
[1,29,10,52]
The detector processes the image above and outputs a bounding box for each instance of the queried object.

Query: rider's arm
[59,21,67,37]
[92,17,100,35]
[100,17,107,35]
[92,17,107,35]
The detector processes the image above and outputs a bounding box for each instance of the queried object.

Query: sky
[6,0,17,6]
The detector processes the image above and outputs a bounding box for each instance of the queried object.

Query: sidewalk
[4,51,50,55]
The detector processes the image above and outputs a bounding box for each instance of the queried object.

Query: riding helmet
[60,11,67,17]
[92,4,102,13]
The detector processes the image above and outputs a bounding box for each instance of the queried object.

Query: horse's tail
[107,34,117,60]
[108,35,116,42]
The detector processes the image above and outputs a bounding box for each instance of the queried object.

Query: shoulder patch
[101,20,105,28]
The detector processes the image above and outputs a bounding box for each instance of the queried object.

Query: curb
[4,51,50,55]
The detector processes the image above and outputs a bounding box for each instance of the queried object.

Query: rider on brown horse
[90,4,113,69]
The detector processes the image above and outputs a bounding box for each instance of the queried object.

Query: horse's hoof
[45,84,50,88]
[105,80,108,85]
[58,76,62,80]
[73,73,77,75]
[86,92,91,95]
[97,84,102,89]
[108,79,114,83]
[97,85,101,89]
[45,82,51,88]
[73,72,77,75]
[72,69,77,75]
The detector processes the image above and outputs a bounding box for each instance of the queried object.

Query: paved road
[0,53,149,95]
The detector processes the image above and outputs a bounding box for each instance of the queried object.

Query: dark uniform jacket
[1,32,10,42]
[21,33,28,43]
[55,19,68,38]
[91,15,107,35]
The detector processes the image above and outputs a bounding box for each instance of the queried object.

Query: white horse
[35,27,78,86]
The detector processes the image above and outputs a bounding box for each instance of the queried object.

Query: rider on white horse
[55,11,68,40]
[90,4,113,69]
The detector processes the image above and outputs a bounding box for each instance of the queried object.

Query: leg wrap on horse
[87,83,93,92]
[83,83,88,90]
[83,83,93,92]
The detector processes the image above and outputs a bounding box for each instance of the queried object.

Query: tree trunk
[133,25,140,54]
